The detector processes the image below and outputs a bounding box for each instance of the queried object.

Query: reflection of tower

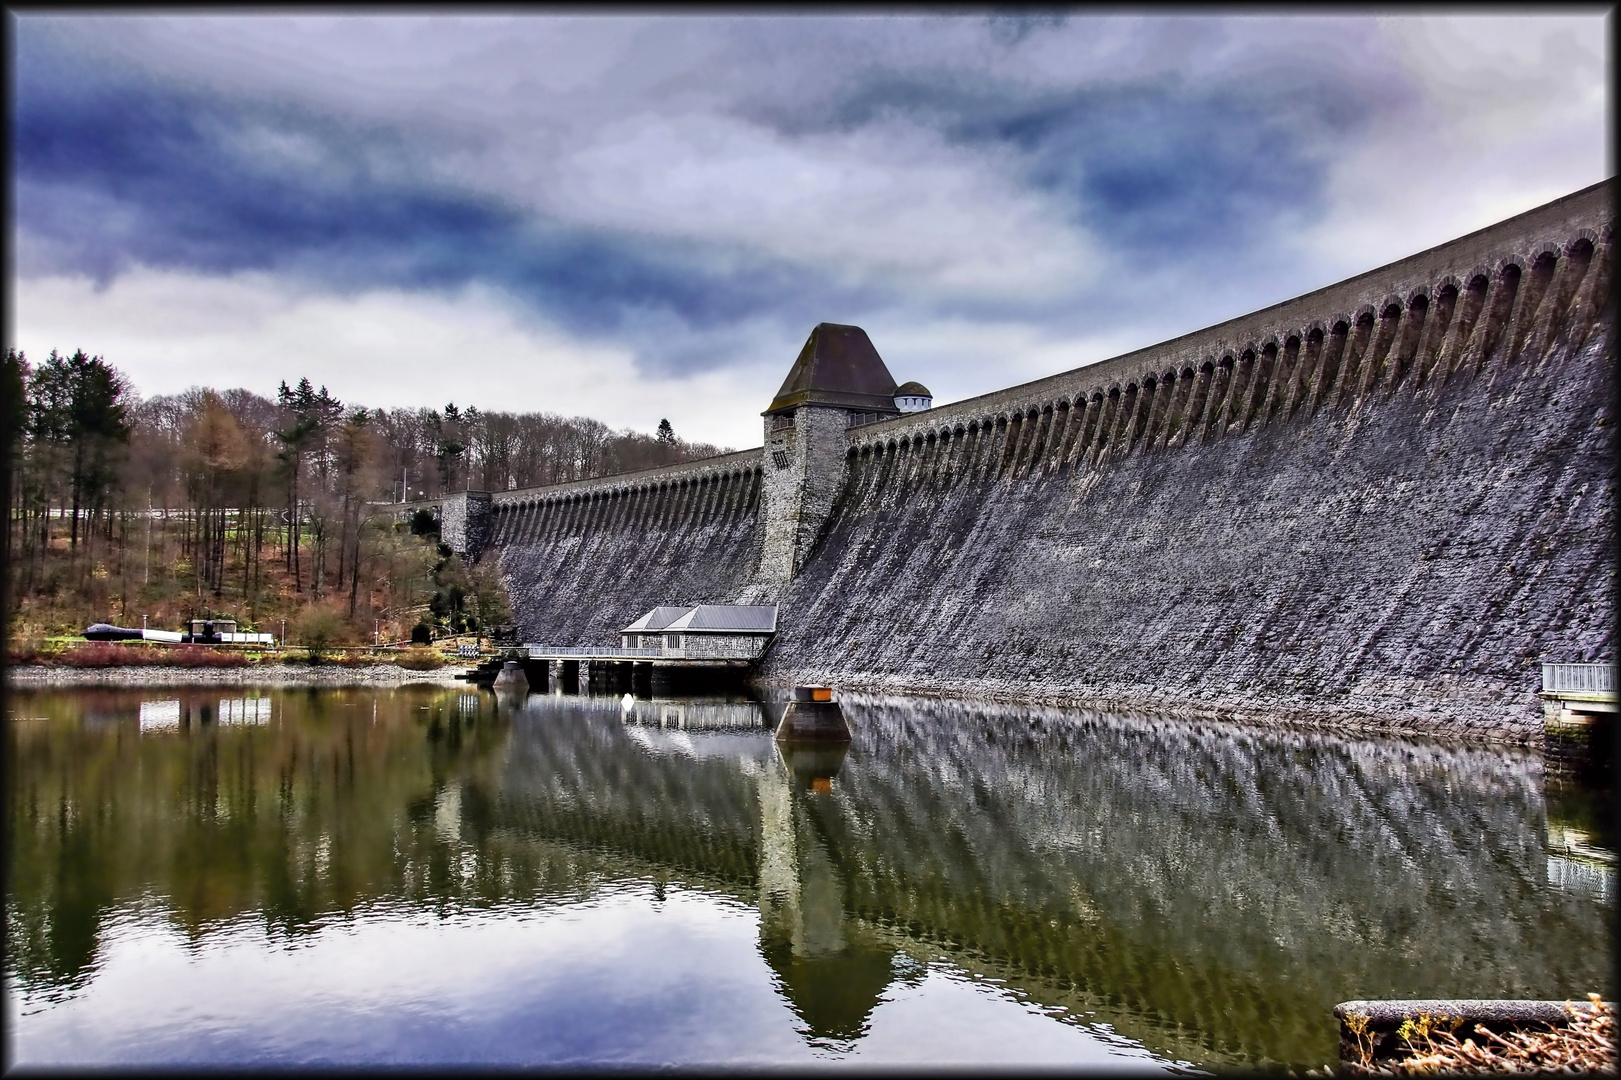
[755,741,897,1046]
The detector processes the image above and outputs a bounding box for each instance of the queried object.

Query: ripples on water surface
[5,686,1612,1069]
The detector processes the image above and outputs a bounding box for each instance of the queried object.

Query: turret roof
[894,381,932,397]
[765,323,900,415]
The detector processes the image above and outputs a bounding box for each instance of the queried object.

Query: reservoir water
[6,685,1612,1070]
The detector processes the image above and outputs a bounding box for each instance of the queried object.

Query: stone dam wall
[488,449,765,647]
[765,184,1614,740]
[453,181,1613,740]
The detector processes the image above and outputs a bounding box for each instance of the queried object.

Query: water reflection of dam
[7,687,1611,1069]
[493,692,1611,1067]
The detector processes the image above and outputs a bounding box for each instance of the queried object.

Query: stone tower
[755,324,900,589]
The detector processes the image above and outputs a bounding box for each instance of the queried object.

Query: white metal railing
[1542,662,1616,695]
[660,646,767,660]
[523,643,764,661]
[526,645,665,659]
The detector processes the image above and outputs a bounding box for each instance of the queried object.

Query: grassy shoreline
[6,662,470,688]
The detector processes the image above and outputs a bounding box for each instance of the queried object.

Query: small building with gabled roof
[620,604,778,658]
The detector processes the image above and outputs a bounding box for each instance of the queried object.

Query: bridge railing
[527,646,666,659]
[1541,662,1616,695]
[524,643,767,661]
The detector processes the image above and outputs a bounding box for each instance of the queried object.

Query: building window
[772,449,791,469]
[666,634,682,649]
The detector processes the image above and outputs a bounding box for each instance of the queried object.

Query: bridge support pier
[1545,711,1613,783]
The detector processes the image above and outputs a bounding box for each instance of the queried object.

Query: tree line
[4,347,729,642]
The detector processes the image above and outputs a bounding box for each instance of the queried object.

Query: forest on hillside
[3,347,730,646]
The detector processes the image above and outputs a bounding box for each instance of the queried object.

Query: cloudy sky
[9,12,1610,448]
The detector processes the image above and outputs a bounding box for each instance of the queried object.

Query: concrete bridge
[387,180,1614,742]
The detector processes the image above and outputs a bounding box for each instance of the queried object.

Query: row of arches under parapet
[487,465,764,548]
[845,229,1611,486]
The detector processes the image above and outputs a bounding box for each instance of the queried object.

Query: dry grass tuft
[392,647,446,671]
[1329,996,1614,1075]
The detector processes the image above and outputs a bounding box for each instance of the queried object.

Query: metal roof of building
[621,606,696,633]
[764,324,901,415]
[664,605,779,634]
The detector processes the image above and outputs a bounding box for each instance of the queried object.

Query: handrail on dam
[1541,663,1615,695]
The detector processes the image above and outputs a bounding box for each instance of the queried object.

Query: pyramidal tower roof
[764,323,900,415]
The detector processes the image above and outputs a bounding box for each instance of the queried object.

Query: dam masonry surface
[411,180,1613,742]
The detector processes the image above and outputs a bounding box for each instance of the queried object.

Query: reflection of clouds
[9,884,1176,1068]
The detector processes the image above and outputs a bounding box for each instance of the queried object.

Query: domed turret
[894,381,932,412]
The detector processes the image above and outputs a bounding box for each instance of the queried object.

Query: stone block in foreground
[1334,998,1612,1067]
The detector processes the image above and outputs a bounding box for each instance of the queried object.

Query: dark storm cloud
[12,14,1392,325]
[10,31,872,355]
[10,12,1602,410]
[744,51,1403,270]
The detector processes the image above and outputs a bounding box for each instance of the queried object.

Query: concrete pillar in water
[775,685,851,743]
[491,660,528,694]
